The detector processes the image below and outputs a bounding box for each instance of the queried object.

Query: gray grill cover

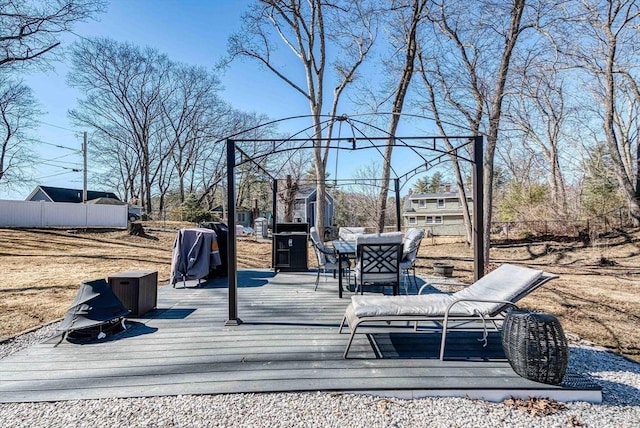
[170,228,222,285]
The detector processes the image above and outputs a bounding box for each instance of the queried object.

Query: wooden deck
[0,270,601,403]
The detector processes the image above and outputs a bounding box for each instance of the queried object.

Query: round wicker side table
[501,308,568,385]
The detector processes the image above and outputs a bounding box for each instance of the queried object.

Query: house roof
[409,192,462,199]
[295,186,334,202]
[85,197,127,206]
[26,186,120,203]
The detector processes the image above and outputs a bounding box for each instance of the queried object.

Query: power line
[37,158,82,167]
[32,171,77,181]
[32,138,81,152]
[33,120,79,134]
[0,170,76,185]
[38,153,78,163]
[38,161,82,171]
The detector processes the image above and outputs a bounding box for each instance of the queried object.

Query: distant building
[290,186,334,228]
[26,185,120,203]
[211,205,271,228]
[402,191,472,236]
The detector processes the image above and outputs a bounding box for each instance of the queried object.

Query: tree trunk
[482,0,525,268]
[376,0,423,232]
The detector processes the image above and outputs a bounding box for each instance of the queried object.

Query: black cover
[199,222,229,276]
[59,279,130,334]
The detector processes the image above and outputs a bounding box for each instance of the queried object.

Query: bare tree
[0,0,103,192]
[90,131,140,201]
[503,62,573,217]
[416,0,542,265]
[0,0,105,69]
[0,77,40,186]
[160,64,225,204]
[564,0,640,225]
[205,112,275,211]
[226,0,377,235]
[68,38,172,212]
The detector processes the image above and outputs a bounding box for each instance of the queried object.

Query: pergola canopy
[224,114,484,325]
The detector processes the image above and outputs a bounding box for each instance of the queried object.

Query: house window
[418,199,426,208]
[237,212,246,222]
[408,216,417,224]
[426,216,443,224]
[437,199,445,208]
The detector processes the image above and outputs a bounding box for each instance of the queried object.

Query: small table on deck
[331,239,356,298]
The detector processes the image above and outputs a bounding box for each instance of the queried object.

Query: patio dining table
[331,239,356,298]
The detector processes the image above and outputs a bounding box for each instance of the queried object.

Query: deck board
[0,270,601,403]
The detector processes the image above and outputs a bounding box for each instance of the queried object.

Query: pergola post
[271,179,278,269]
[473,135,485,281]
[394,178,401,231]
[225,138,241,326]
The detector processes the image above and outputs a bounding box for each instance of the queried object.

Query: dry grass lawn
[1,225,638,362]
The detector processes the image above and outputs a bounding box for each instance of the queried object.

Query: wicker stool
[501,308,568,385]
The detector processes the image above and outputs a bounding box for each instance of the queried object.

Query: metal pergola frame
[223,117,484,326]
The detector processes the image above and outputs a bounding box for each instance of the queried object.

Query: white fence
[0,200,128,228]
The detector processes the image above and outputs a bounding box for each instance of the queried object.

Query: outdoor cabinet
[273,223,309,272]
[108,270,158,317]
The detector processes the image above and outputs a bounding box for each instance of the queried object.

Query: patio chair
[399,228,425,294]
[339,263,558,359]
[310,227,350,291]
[353,232,403,296]
[338,226,366,242]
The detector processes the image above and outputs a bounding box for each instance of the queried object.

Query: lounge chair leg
[402,270,410,295]
[343,328,358,358]
[338,316,347,333]
[314,270,320,291]
[439,317,450,360]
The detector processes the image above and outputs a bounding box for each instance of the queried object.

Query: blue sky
[3,0,446,199]
[4,0,297,199]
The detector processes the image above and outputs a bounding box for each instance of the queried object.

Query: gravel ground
[0,325,639,428]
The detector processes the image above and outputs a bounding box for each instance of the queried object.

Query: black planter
[433,262,454,277]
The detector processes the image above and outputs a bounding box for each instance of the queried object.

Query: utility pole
[82,132,88,203]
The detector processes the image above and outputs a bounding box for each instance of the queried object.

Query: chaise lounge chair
[339,263,558,359]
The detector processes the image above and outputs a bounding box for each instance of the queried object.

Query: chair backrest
[402,228,425,262]
[453,264,557,315]
[310,226,337,266]
[339,227,366,241]
[309,227,327,266]
[355,232,403,284]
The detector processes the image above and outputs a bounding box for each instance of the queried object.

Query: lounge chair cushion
[351,293,460,317]
[453,264,543,314]
[350,264,544,317]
